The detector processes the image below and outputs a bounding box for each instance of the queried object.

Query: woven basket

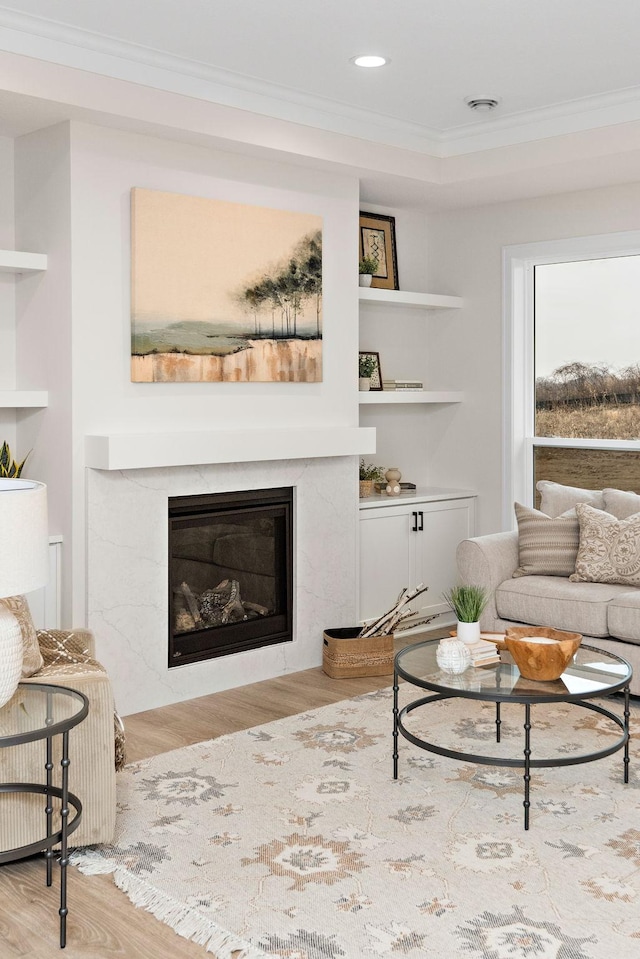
[322,627,394,679]
[359,480,375,498]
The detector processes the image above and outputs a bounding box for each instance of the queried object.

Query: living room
[1,3,640,957]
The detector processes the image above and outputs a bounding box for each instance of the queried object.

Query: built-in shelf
[0,250,47,274]
[0,390,48,408]
[359,391,463,405]
[358,287,463,310]
[85,426,376,470]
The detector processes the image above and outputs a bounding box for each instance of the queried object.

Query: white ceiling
[1,1,640,207]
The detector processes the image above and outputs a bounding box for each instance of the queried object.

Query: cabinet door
[415,499,476,616]
[359,507,414,623]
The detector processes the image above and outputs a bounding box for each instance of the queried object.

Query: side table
[0,682,89,948]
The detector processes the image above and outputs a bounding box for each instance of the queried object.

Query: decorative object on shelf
[359,460,385,498]
[436,637,471,674]
[359,211,399,290]
[494,626,582,681]
[385,466,402,496]
[359,583,442,638]
[359,255,379,288]
[443,584,489,645]
[358,352,376,390]
[0,478,49,707]
[0,441,29,478]
[131,188,323,383]
[358,351,382,390]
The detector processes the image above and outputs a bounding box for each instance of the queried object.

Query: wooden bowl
[496,627,582,681]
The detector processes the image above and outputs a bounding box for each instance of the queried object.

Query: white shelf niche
[358,287,462,310]
[0,391,49,408]
[359,390,463,405]
[0,250,47,274]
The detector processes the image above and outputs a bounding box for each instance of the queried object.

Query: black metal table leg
[59,730,70,948]
[523,703,531,830]
[624,686,630,784]
[45,690,54,887]
[393,672,399,780]
[496,702,501,743]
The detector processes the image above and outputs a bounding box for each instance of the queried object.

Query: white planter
[359,377,371,391]
[456,620,481,645]
[359,274,373,287]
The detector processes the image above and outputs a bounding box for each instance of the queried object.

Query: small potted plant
[0,441,29,478]
[443,584,489,644]
[358,353,376,391]
[359,459,384,498]
[359,255,379,288]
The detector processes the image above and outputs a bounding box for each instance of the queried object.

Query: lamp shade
[0,479,48,598]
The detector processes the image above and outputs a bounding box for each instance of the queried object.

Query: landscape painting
[131,188,323,382]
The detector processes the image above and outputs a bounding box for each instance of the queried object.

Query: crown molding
[0,9,444,156]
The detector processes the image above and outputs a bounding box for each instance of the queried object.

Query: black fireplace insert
[168,487,293,667]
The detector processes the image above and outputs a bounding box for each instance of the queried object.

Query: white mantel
[85,426,375,470]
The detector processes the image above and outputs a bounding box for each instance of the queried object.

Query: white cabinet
[359,490,476,625]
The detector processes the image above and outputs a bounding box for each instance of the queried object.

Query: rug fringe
[71,850,270,959]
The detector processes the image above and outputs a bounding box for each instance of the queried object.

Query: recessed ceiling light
[464,96,501,113]
[352,55,388,68]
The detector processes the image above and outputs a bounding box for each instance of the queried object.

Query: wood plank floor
[0,631,443,958]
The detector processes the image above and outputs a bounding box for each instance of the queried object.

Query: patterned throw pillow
[570,504,640,587]
[0,595,44,676]
[512,503,580,578]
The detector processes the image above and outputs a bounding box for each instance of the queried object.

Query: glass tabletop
[0,683,89,747]
[395,638,632,702]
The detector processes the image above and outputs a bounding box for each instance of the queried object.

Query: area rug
[71,687,640,959]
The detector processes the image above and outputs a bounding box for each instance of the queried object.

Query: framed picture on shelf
[359,351,383,390]
[359,212,399,290]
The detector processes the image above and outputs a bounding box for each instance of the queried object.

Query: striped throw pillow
[512,503,580,578]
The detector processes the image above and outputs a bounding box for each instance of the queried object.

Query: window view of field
[533,255,640,493]
[536,362,640,440]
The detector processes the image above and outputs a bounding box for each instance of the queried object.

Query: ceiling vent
[464,96,500,113]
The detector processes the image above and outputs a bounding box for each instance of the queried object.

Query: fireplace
[168,487,293,666]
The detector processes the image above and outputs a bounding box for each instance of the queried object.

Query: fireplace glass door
[169,487,293,666]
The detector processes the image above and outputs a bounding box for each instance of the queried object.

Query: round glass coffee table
[0,682,89,948]
[393,638,632,829]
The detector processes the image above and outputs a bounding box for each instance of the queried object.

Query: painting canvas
[131,189,323,382]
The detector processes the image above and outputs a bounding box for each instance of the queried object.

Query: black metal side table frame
[393,640,631,830]
[0,682,89,948]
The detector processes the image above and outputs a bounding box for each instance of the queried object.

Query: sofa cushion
[570,504,640,587]
[607,590,640,646]
[536,480,605,517]
[495,575,633,637]
[512,503,579,578]
[0,594,44,676]
[603,487,640,520]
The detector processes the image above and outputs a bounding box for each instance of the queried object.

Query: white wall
[424,180,640,534]
[0,135,16,452]
[14,124,74,619]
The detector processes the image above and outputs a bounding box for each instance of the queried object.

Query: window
[504,234,640,526]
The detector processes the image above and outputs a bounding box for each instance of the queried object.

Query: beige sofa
[0,621,122,851]
[457,482,640,695]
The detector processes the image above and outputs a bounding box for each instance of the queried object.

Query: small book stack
[382,379,423,391]
[466,639,501,667]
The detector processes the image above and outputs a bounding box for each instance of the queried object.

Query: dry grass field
[536,404,640,440]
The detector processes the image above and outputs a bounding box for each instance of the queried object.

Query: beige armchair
[0,621,122,850]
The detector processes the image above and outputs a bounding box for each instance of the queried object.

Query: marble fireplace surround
[87,450,364,717]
